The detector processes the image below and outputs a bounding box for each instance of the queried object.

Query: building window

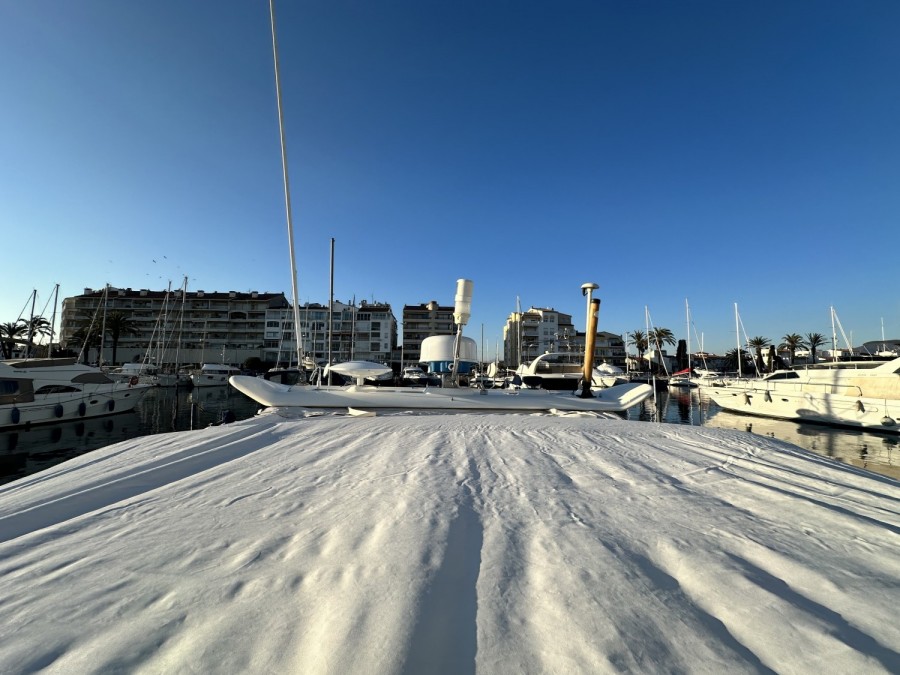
[266,321,280,328]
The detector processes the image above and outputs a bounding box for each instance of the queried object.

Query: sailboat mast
[831,305,837,360]
[734,302,741,378]
[328,237,334,371]
[48,283,59,358]
[268,0,304,370]
[685,298,691,374]
[25,289,36,358]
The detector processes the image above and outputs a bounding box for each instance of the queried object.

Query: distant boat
[400,366,430,386]
[191,364,241,387]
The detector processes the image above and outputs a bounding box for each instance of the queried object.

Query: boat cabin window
[763,371,799,380]
[72,373,115,384]
[0,380,20,396]
[35,385,81,395]
[0,378,35,404]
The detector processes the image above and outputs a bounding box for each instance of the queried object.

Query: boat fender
[881,416,896,427]
[78,401,87,417]
[10,407,20,425]
[857,400,865,412]
[764,391,772,402]
[743,393,751,405]
[129,376,139,387]
[107,399,115,412]
[54,403,64,418]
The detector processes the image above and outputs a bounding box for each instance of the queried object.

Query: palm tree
[747,336,771,373]
[104,311,140,366]
[649,327,676,351]
[629,330,648,369]
[0,320,28,359]
[68,325,103,364]
[779,333,804,365]
[22,316,52,357]
[724,347,751,372]
[804,332,826,364]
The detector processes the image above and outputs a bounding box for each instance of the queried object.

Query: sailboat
[229,4,653,414]
[667,299,698,391]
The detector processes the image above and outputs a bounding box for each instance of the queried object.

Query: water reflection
[623,388,900,480]
[3,386,898,484]
[1,386,263,485]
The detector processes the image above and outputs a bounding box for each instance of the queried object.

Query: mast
[48,283,59,358]
[99,284,109,367]
[685,298,691,376]
[269,0,304,371]
[328,237,334,374]
[734,303,741,378]
[25,289,36,358]
[831,305,837,360]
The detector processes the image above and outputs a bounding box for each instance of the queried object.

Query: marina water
[2,387,898,484]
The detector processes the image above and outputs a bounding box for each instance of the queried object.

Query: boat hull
[229,376,653,413]
[1,384,151,430]
[707,386,900,433]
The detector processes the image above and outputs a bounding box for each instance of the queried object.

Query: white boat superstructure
[0,358,151,430]
[191,364,242,387]
[516,352,623,390]
[108,362,178,388]
[705,356,900,431]
[229,373,653,413]
[401,366,430,386]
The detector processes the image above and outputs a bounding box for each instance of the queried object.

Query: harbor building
[263,300,397,367]
[401,301,457,366]
[503,307,626,370]
[60,288,287,367]
[60,287,397,369]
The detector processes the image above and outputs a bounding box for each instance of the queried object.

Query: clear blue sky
[3,1,898,358]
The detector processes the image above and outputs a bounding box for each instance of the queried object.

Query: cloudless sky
[2,1,899,358]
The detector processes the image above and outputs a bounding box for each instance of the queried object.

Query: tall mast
[48,283,59,357]
[685,298,691,373]
[269,0,304,370]
[24,289,37,358]
[734,303,741,378]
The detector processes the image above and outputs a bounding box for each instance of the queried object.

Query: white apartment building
[264,300,397,366]
[503,306,626,369]
[60,287,397,369]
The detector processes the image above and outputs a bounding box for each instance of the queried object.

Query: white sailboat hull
[229,376,653,413]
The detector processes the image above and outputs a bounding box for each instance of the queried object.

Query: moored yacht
[1,358,151,430]
[191,363,242,387]
[706,356,900,431]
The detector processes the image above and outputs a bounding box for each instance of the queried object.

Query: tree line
[627,330,829,373]
[1,312,140,363]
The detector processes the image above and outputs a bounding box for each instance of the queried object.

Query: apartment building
[60,287,288,366]
[503,307,577,366]
[401,301,457,366]
[263,300,397,366]
[503,307,626,369]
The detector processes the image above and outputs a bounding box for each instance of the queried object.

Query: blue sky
[2,1,898,359]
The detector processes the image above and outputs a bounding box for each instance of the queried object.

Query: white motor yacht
[1,358,151,430]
